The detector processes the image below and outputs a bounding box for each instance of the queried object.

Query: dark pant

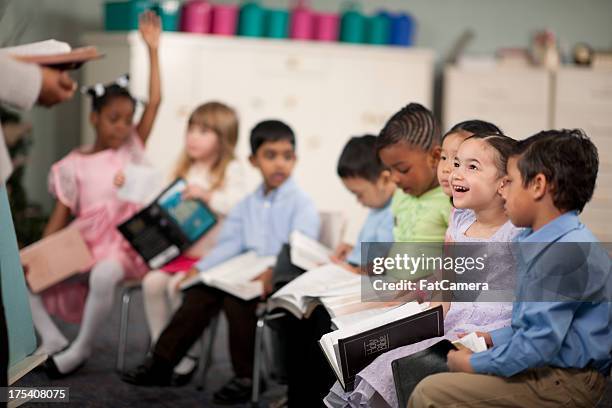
[153,284,258,379]
[270,244,336,407]
[275,306,335,408]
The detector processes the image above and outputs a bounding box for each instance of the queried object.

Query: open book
[20,227,94,293]
[2,39,103,70]
[319,303,444,391]
[118,178,217,269]
[290,230,333,270]
[268,264,361,319]
[181,251,276,301]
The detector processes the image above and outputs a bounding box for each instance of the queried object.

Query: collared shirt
[471,211,612,377]
[195,177,320,271]
[391,186,451,242]
[346,199,394,266]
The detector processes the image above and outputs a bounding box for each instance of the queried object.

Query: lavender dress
[324,209,521,408]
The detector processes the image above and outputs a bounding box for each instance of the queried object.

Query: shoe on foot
[213,376,265,405]
[120,357,173,386]
[43,355,85,379]
[171,356,199,387]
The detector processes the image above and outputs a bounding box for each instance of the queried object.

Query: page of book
[1,40,71,56]
[117,164,163,204]
[290,230,333,270]
[181,251,276,300]
[452,332,488,352]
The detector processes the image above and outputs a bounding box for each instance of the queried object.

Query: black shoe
[120,357,173,386]
[171,356,199,387]
[43,356,85,379]
[213,377,265,405]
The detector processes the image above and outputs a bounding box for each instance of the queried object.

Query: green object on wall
[266,8,289,39]
[340,7,366,44]
[366,12,391,45]
[154,0,181,32]
[104,0,153,31]
[238,2,266,37]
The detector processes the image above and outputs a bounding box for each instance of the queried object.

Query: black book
[118,178,217,269]
[392,339,457,408]
[319,304,444,392]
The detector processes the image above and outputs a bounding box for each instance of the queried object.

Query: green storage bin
[238,2,267,37]
[266,8,289,39]
[366,12,391,45]
[340,8,366,44]
[105,0,153,31]
[153,0,181,31]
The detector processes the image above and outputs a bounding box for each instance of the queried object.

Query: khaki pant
[408,367,607,408]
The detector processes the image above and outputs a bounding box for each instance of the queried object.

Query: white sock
[173,354,197,375]
[142,270,174,344]
[53,259,124,373]
[28,292,68,355]
[166,272,186,313]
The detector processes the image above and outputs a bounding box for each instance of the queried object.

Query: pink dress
[44,133,149,323]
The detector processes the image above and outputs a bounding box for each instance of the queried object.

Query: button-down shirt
[346,199,393,266]
[470,212,612,376]
[195,177,320,271]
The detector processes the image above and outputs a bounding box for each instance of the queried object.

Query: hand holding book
[447,348,475,373]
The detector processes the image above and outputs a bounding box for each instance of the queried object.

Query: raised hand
[139,10,161,51]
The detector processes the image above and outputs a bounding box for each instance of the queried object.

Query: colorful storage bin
[211,4,238,35]
[313,12,339,42]
[266,8,290,39]
[179,0,212,34]
[389,12,415,46]
[340,7,366,44]
[154,0,181,31]
[105,0,153,31]
[290,1,315,40]
[366,12,391,45]
[238,2,266,37]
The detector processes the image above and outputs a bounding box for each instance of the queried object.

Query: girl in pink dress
[28,11,162,377]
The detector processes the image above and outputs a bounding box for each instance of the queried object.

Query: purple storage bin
[180,0,212,34]
[211,4,238,35]
[314,12,339,41]
[290,0,314,40]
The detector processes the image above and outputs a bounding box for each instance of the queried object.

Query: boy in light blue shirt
[123,120,320,404]
[279,134,395,406]
[410,129,611,408]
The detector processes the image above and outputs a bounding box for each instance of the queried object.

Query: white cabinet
[554,67,612,241]
[81,33,434,240]
[443,66,552,139]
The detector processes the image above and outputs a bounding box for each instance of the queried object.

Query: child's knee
[89,259,124,294]
[142,270,170,297]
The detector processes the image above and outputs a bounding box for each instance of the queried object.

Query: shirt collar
[256,177,297,202]
[516,211,581,262]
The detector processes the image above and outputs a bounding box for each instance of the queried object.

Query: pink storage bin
[290,0,314,40]
[180,0,212,34]
[314,12,339,41]
[211,4,238,35]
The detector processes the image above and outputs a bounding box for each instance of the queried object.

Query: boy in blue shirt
[409,129,611,407]
[276,134,395,407]
[123,120,320,404]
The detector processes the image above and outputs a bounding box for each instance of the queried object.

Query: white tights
[29,259,124,373]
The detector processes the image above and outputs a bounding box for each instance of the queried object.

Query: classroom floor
[15,289,285,408]
[14,288,612,408]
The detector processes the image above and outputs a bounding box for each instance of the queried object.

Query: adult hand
[37,67,76,107]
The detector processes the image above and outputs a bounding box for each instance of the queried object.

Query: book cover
[118,178,217,269]
[337,305,444,391]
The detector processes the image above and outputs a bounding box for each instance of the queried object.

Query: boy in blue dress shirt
[123,120,320,404]
[410,129,611,408]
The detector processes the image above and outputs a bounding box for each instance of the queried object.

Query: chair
[115,278,220,387]
[250,211,346,405]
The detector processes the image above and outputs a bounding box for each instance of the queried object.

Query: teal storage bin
[154,0,181,31]
[366,12,391,45]
[238,2,267,37]
[266,8,289,39]
[105,0,153,31]
[340,7,366,44]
